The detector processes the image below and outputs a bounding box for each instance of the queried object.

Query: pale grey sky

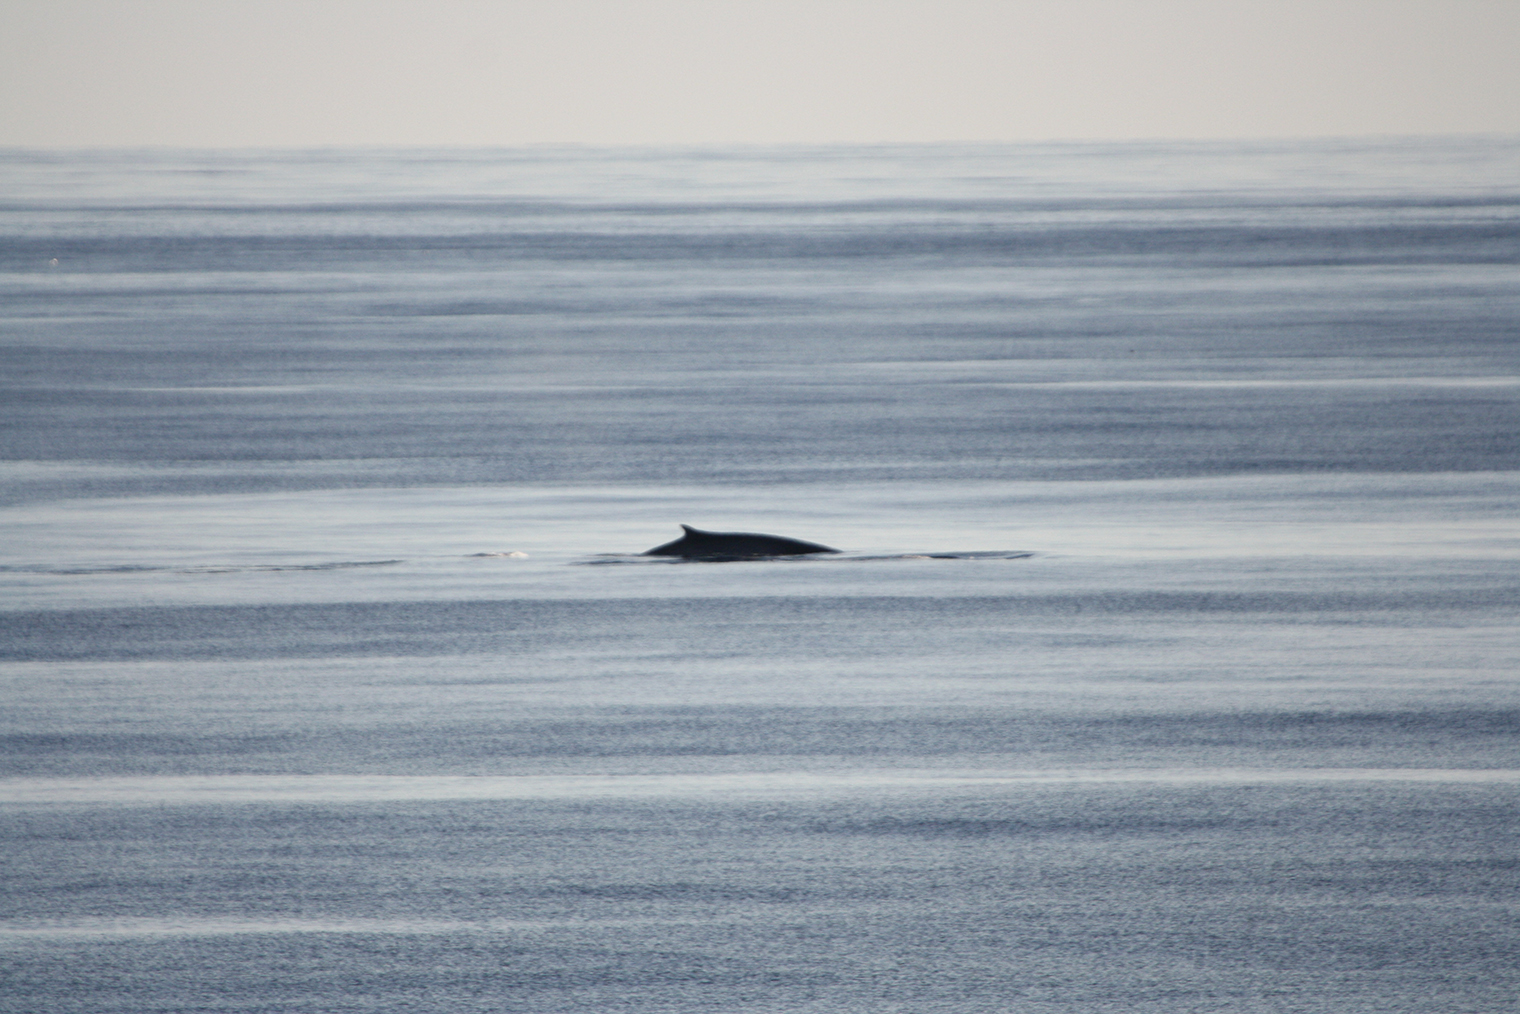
[2,0,1517,146]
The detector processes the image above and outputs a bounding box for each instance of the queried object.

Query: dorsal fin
[642,525,837,557]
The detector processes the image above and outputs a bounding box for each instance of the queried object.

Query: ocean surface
[2,139,1518,1012]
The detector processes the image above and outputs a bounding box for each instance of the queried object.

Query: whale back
[642,525,839,559]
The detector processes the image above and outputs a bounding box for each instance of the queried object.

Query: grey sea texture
[1,139,1518,1012]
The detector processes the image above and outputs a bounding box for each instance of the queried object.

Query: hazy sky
[3,0,1518,146]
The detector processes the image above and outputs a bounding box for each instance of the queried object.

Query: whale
[642,525,840,560]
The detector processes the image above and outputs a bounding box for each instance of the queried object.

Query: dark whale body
[642,525,839,560]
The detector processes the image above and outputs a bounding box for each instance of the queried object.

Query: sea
[1,138,1518,1013]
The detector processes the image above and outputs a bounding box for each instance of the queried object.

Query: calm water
[2,140,1518,1012]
